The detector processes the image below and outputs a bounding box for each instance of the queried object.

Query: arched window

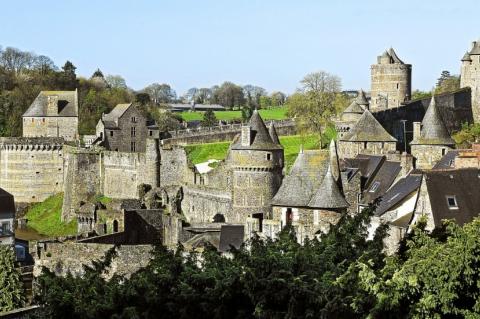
[113,220,119,232]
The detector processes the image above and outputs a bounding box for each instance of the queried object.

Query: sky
[1,0,479,96]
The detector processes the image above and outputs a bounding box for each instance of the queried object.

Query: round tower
[370,48,412,110]
[229,111,284,224]
[460,40,480,123]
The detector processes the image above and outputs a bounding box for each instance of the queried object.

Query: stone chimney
[241,125,251,147]
[47,95,59,116]
[413,122,421,141]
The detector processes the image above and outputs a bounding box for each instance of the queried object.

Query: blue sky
[0,1,478,95]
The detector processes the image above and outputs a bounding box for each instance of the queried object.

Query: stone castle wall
[337,140,397,159]
[461,55,480,122]
[0,138,64,203]
[411,144,453,169]
[370,63,411,110]
[103,151,145,199]
[23,117,78,141]
[181,186,232,224]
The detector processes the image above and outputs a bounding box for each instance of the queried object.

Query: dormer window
[446,195,458,209]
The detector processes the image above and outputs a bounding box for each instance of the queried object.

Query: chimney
[47,95,59,116]
[413,122,421,141]
[241,125,251,146]
[472,41,477,50]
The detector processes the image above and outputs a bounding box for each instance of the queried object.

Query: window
[149,130,153,136]
[110,131,114,137]
[363,142,368,149]
[131,141,136,152]
[446,195,458,209]
[131,126,136,137]
[286,208,293,224]
[1,222,10,234]
[396,83,399,89]
[442,148,446,156]
[369,181,380,193]
[266,153,271,161]
[131,117,136,123]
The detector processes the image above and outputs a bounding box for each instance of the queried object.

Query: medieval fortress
[2,40,480,253]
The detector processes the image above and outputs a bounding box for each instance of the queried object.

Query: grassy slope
[185,135,320,170]
[24,193,77,237]
[179,107,288,122]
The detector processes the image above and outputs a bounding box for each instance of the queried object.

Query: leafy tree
[211,82,245,109]
[201,109,217,127]
[60,61,78,90]
[452,122,480,148]
[149,109,182,132]
[135,92,151,106]
[0,246,24,312]
[144,83,176,104]
[411,90,432,100]
[105,75,127,89]
[270,91,286,106]
[435,71,460,94]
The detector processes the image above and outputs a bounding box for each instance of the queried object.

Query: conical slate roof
[268,122,280,145]
[462,51,472,61]
[356,89,369,106]
[308,165,349,209]
[343,100,365,114]
[412,96,455,146]
[231,110,282,150]
[388,47,404,64]
[341,109,397,142]
[469,41,480,55]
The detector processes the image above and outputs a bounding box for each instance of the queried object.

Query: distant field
[23,193,77,238]
[179,107,288,122]
[185,134,320,171]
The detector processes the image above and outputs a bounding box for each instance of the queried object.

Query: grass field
[24,193,77,237]
[185,134,320,170]
[179,107,288,122]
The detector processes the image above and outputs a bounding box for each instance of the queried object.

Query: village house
[0,187,15,246]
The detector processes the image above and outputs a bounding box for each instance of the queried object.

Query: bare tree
[0,47,35,75]
[143,83,177,104]
[300,71,341,94]
[106,75,127,89]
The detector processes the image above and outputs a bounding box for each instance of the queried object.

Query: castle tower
[370,48,412,110]
[460,40,480,122]
[230,110,284,224]
[411,95,455,169]
[145,137,160,188]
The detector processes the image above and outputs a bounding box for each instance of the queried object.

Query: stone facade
[0,138,64,203]
[370,48,412,110]
[460,40,480,122]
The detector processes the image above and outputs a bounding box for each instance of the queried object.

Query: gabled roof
[361,160,402,204]
[356,89,369,106]
[341,109,397,142]
[343,101,365,114]
[425,168,480,227]
[0,188,15,216]
[231,110,282,150]
[469,41,480,55]
[23,90,78,117]
[308,165,349,209]
[103,103,132,122]
[271,150,329,207]
[375,173,422,216]
[411,96,455,146]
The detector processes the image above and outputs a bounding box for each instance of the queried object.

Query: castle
[2,40,480,254]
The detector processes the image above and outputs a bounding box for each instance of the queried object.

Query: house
[22,90,79,141]
[0,188,15,246]
[96,103,158,152]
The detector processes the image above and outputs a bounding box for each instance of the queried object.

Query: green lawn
[185,134,320,170]
[179,107,288,122]
[24,193,77,237]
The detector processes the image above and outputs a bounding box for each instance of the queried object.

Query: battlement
[0,137,64,150]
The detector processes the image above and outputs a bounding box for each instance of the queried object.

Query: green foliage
[435,71,460,95]
[179,107,288,122]
[0,246,24,312]
[453,122,480,148]
[411,90,432,100]
[201,109,218,127]
[24,193,77,237]
[94,195,112,206]
[33,206,385,318]
[185,135,319,170]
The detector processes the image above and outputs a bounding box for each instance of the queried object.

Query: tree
[196,88,212,104]
[0,47,35,75]
[212,82,245,109]
[287,71,343,148]
[183,87,198,103]
[411,90,432,100]
[135,92,151,106]
[144,83,176,104]
[202,109,218,127]
[243,85,267,109]
[149,109,182,132]
[452,122,480,148]
[0,246,24,312]
[33,55,57,76]
[60,60,78,90]
[105,75,127,89]
[437,70,452,87]
[270,91,286,106]
[436,74,460,94]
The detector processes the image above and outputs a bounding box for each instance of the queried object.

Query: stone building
[337,109,397,159]
[266,149,349,243]
[460,40,480,122]
[0,187,15,246]
[96,103,157,152]
[411,95,456,169]
[229,110,284,224]
[0,137,64,204]
[22,90,79,141]
[370,48,412,110]
[335,89,369,139]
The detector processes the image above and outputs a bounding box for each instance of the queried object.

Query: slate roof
[343,100,365,115]
[375,173,422,216]
[411,96,455,146]
[308,165,349,209]
[388,48,405,64]
[469,41,480,55]
[343,154,385,184]
[361,160,402,204]
[462,51,472,61]
[0,188,15,217]
[23,90,78,117]
[433,150,459,169]
[231,110,282,150]
[425,168,480,227]
[341,109,397,142]
[268,122,280,145]
[103,103,132,122]
[219,225,244,252]
[271,150,329,207]
[356,89,369,106]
